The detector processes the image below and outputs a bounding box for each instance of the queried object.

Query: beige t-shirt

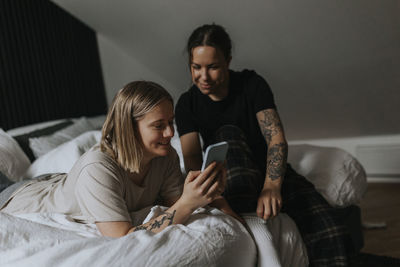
[1,145,183,223]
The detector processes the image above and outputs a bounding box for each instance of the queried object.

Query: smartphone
[201,141,229,171]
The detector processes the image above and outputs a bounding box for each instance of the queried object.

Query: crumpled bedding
[288,144,367,207]
[0,206,257,267]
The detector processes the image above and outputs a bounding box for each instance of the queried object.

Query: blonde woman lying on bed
[0,81,226,238]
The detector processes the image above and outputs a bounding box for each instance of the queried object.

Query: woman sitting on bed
[0,81,226,238]
[175,23,354,266]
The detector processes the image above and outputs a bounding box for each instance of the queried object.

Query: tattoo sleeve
[133,210,176,233]
[257,109,288,181]
[258,110,284,145]
[267,143,288,180]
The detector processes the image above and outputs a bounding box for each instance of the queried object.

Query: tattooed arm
[96,162,224,238]
[255,108,288,220]
[96,209,180,237]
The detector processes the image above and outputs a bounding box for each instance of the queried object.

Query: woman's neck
[140,156,152,173]
[208,73,230,101]
[141,157,150,168]
[209,85,228,101]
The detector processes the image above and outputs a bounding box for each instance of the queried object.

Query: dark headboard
[0,0,107,131]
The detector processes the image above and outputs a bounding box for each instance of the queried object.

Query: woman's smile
[137,99,175,161]
[190,46,230,101]
[200,83,213,89]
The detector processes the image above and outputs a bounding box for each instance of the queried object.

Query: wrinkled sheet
[0,206,257,267]
[241,213,308,267]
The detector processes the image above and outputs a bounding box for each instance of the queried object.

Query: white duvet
[6,127,365,267]
[0,206,257,267]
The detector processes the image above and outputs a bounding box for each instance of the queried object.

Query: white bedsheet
[0,206,257,267]
[242,213,308,267]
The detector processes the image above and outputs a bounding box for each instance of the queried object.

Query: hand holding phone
[201,141,229,171]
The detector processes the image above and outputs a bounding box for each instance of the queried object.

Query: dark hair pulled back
[187,23,232,64]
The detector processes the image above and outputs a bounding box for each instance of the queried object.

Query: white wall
[289,135,400,158]
[52,0,400,181]
[97,34,181,105]
[53,0,400,141]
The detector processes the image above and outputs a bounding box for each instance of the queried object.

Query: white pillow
[288,144,367,207]
[29,117,95,158]
[25,131,102,178]
[0,129,31,182]
[85,115,106,130]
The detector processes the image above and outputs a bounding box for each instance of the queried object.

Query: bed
[0,1,367,266]
[0,117,368,266]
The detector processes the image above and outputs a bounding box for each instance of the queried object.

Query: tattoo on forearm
[266,142,288,180]
[167,210,176,225]
[257,109,287,180]
[257,110,283,145]
[133,225,148,231]
[133,210,176,232]
[148,210,176,230]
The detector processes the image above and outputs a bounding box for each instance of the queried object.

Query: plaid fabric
[213,125,355,267]
[214,125,264,213]
[282,167,355,266]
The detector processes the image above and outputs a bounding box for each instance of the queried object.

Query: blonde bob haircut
[100,81,173,173]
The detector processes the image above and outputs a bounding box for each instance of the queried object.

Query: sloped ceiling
[53,0,400,140]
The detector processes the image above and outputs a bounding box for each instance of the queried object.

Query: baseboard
[367,177,400,183]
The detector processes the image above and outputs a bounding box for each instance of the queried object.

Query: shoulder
[231,69,257,79]
[231,69,273,96]
[231,69,269,87]
[80,146,117,168]
[72,145,123,182]
[231,69,276,111]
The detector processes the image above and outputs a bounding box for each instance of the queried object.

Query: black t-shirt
[175,69,276,172]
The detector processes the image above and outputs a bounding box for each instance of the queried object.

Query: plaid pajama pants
[214,125,355,267]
